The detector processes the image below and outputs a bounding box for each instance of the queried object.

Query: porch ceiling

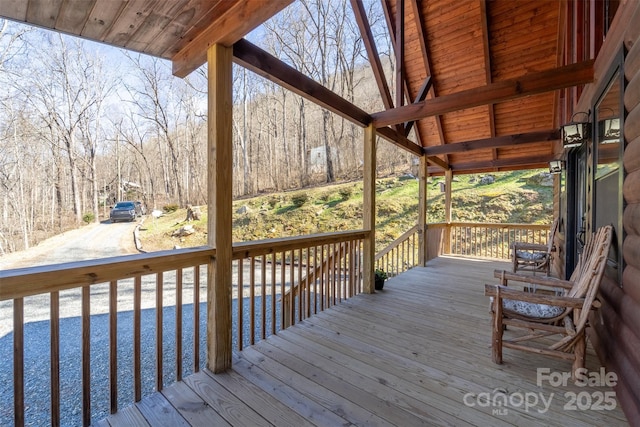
[0,0,591,175]
[0,0,292,77]
[379,0,578,174]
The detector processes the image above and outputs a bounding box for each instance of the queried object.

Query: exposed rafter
[372,60,594,128]
[403,76,432,136]
[423,130,560,156]
[350,0,394,111]
[407,0,448,164]
[233,39,424,158]
[233,39,370,126]
[479,0,498,163]
[427,154,555,175]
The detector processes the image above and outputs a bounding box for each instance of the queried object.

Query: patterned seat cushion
[490,297,565,319]
[502,298,565,318]
[515,250,546,261]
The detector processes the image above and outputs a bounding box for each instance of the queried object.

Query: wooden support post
[363,125,376,293]
[418,155,428,266]
[444,169,453,254]
[207,43,233,373]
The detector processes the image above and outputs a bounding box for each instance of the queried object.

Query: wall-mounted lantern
[562,111,590,149]
[549,160,564,174]
[598,116,620,144]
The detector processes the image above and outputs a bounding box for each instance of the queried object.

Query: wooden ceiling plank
[101,0,160,47]
[172,0,293,77]
[232,38,370,128]
[0,0,28,22]
[55,0,96,34]
[423,129,560,156]
[123,0,192,53]
[27,0,63,28]
[349,0,394,111]
[372,59,594,128]
[80,0,129,41]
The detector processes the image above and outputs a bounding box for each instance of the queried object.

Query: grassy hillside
[139,170,553,252]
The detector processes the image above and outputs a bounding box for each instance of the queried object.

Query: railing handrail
[0,246,216,301]
[375,224,420,261]
[0,230,370,301]
[232,229,368,259]
[448,222,550,230]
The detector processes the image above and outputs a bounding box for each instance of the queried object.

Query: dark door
[566,145,587,276]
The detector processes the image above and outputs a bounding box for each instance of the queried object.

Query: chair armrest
[512,242,548,252]
[484,284,585,308]
[493,270,573,290]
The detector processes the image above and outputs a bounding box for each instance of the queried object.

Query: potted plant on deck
[374,268,388,290]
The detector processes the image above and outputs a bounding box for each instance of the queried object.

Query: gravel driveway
[0,220,286,426]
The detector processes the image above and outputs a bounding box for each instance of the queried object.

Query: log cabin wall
[588,4,640,424]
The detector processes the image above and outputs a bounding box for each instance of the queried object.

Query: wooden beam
[423,130,560,156]
[372,60,595,127]
[233,39,371,127]
[350,0,393,110]
[207,43,233,373]
[376,126,423,156]
[404,76,432,135]
[407,0,448,161]
[363,125,376,294]
[172,0,292,77]
[479,0,498,162]
[395,0,405,114]
[437,154,556,173]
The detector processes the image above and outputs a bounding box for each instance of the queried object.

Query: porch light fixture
[562,111,590,149]
[549,160,563,174]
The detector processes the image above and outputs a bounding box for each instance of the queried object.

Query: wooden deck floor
[102,256,628,426]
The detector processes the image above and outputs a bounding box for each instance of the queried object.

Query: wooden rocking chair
[511,219,558,275]
[485,225,612,375]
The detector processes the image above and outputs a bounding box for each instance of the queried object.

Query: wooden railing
[374,225,420,277]
[0,230,367,426]
[0,247,214,427]
[246,231,366,334]
[444,222,551,260]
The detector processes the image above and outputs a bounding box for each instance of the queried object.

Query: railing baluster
[313,246,319,314]
[134,276,142,401]
[50,291,60,427]
[298,248,303,321]
[250,256,255,345]
[280,251,286,329]
[82,285,91,427]
[155,272,163,392]
[176,270,183,382]
[14,297,24,427]
[238,259,243,350]
[261,254,267,339]
[289,251,295,324]
[305,246,316,317]
[109,281,118,414]
[193,266,200,372]
[271,253,277,335]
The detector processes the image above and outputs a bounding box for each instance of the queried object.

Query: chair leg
[492,292,503,364]
[572,333,586,380]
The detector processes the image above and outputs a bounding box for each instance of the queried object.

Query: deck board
[105,256,628,427]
